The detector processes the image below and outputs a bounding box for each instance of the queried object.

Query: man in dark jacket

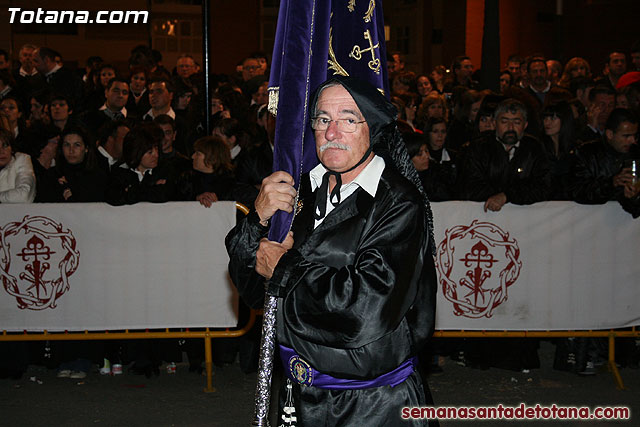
[458,98,552,211]
[225,76,436,426]
[570,108,639,217]
[32,47,82,110]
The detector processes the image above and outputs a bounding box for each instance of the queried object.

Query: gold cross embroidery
[349,30,381,74]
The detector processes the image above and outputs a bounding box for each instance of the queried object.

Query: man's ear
[524,121,528,130]
[605,129,613,141]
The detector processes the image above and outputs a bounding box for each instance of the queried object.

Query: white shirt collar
[310,154,385,197]
[19,67,37,77]
[529,81,551,94]
[100,103,128,118]
[122,164,152,182]
[45,64,62,77]
[309,155,385,227]
[230,144,242,160]
[143,107,175,120]
[497,138,521,161]
[98,146,117,166]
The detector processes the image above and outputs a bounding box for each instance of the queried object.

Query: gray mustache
[319,142,351,152]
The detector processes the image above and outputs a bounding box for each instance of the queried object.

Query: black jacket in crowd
[457,133,552,204]
[39,161,108,203]
[105,164,174,206]
[569,139,640,217]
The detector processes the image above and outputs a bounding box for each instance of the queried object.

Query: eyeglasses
[310,117,366,133]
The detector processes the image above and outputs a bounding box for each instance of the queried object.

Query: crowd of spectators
[388,47,640,378]
[387,48,640,218]
[1,41,639,379]
[0,44,270,211]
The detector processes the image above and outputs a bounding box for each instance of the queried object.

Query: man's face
[32,50,48,74]
[528,61,548,87]
[176,57,196,79]
[148,82,173,110]
[507,61,520,76]
[496,110,527,145]
[606,121,638,154]
[592,93,615,127]
[242,59,261,81]
[0,55,9,70]
[314,84,370,173]
[457,59,474,81]
[608,53,627,77]
[19,47,34,70]
[159,123,176,153]
[632,52,640,71]
[105,82,129,110]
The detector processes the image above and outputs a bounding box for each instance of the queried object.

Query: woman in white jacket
[0,128,36,203]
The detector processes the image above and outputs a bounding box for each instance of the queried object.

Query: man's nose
[324,120,340,139]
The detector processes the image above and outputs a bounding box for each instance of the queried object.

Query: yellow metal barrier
[434,327,640,390]
[1,309,259,393]
[2,322,636,391]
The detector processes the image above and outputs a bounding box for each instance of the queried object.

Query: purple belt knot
[279,344,416,390]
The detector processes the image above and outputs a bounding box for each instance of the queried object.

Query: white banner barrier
[432,201,640,331]
[1,201,638,333]
[0,202,238,332]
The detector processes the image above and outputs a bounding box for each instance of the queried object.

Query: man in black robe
[226,76,436,426]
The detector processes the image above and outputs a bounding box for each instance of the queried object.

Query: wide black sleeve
[271,198,425,349]
[225,210,270,308]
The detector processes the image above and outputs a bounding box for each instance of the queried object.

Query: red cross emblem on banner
[435,220,522,318]
[0,216,79,310]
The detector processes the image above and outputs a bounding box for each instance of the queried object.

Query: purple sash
[279,344,416,390]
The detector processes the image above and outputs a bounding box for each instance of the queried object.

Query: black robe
[226,166,436,426]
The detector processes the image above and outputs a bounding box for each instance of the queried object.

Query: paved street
[1,341,638,426]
